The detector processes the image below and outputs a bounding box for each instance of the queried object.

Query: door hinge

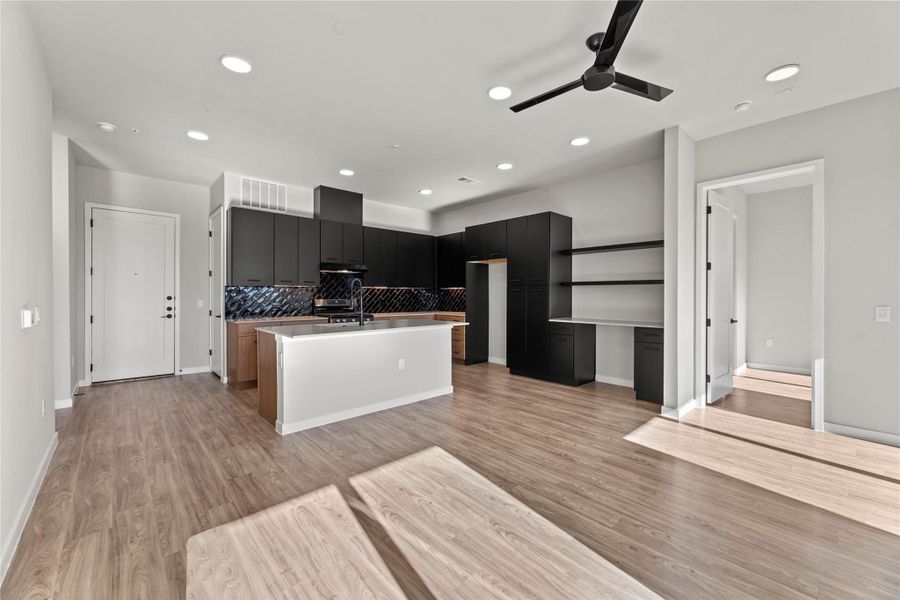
[90,267,93,276]
[706,262,711,271]
[90,363,93,372]
[706,374,711,383]
[90,315,93,324]
[706,318,711,327]
[706,205,712,214]
[209,231,213,237]
[209,349,213,356]
[90,218,94,227]
[209,270,212,277]
[209,310,212,316]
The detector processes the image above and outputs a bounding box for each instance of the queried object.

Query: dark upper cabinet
[506,285,527,370]
[396,231,434,288]
[483,220,507,259]
[381,230,397,287]
[525,285,549,376]
[506,216,527,285]
[414,234,435,288]
[229,208,274,286]
[437,232,465,288]
[320,220,363,264]
[273,214,299,285]
[465,225,484,261]
[526,213,550,284]
[343,223,364,264]
[396,232,414,285]
[364,227,383,286]
[298,217,320,286]
[320,220,344,263]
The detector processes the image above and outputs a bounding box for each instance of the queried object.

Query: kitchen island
[256,319,466,435]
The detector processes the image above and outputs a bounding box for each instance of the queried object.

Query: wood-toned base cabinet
[227,318,327,387]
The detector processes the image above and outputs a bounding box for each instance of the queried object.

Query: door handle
[730,318,738,324]
[161,314,173,319]
[215,315,222,318]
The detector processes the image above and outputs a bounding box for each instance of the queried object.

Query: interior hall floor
[715,367,813,428]
[3,364,898,599]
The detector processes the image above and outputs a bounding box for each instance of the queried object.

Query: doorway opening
[696,160,824,430]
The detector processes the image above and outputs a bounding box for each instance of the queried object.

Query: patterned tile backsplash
[225,272,465,319]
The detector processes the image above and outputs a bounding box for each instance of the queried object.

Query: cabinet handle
[278,279,293,283]
[247,279,261,283]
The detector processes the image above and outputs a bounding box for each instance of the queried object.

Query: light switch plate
[21,308,34,329]
[875,305,892,322]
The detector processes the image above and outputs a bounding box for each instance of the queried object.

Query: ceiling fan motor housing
[582,65,616,91]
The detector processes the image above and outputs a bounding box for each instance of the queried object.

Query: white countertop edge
[549,317,663,329]
[257,318,468,340]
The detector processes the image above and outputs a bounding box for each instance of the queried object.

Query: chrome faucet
[350,277,364,326]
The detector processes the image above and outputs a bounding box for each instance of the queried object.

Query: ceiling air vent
[240,177,287,212]
[457,176,483,184]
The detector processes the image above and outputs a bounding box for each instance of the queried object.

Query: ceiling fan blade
[509,79,584,112]
[594,0,643,67]
[611,71,673,101]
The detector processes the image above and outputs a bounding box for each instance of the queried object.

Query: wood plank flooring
[625,417,900,535]
[715,386,812,427]
[2,364,898,599]
[733,366,812,401]
[351,446,660,599]
[682,408,900,482]
[186,484,406,600]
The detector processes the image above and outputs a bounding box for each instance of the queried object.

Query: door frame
[83,203,181,385]
[695,159,825,430]
[208,207,225,380]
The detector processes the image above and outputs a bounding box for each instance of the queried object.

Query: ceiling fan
[510,0,672,113]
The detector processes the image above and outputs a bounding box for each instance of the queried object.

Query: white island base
[257,319,463,436]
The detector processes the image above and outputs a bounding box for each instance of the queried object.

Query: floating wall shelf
[561,279,664,287]
[562,240,664,255]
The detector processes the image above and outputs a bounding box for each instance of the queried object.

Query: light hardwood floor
[715,386,812,427]
[2,364,898,599]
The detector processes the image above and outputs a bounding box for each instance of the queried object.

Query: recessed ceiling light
[96,122,116,133]
[570,137,590,146]
[419,189,433,196]
[220,55,252,74]
[339,168,354,176]
[497,162,513,170]
[765,64,800,82]
[186,130,209,141]
[734,101,752,112]
[488,86,512,100]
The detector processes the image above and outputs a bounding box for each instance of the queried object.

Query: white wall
[708,186,748,370]
[74,166,212,379]
[0,1,57,579]
[488,263,507,364]
[435,159,664,385]
[51,136,77,405]
[745,186,812,371]
[695,89,900,439]
[212,171,432,232]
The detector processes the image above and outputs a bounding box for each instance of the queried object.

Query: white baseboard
[1,432,58,582]
[660,397,700,421]
[178,366,210,375]
[78,379,90,388]
[488,356,507,366]
[276,386,453,436]
[824,422,900,447]
[746,362,812,375]
[54,398,72,410]
[594,374,634,388]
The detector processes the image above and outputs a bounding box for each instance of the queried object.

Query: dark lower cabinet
[273,214,299,285]
[525,286,549,376]
[229,207,274,286]
[506,286,527,370]
[297,217,319,286]
[634,327,663,404]
[549,322,596,386]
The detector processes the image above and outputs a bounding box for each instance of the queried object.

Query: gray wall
[0,1,56,576]
[696,88,900,438]
[746,186,812,371]
[73,166,212,380]
[435,159,664,386]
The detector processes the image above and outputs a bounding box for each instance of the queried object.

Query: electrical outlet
[875,305,892,322]
[398,358,405,371]
[765,338,774,348]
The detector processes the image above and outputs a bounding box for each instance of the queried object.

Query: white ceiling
[27,1,899,211]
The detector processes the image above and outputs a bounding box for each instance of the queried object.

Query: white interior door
[91,207,176,381]
[707,201,736,403]
[209,210,224,376]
